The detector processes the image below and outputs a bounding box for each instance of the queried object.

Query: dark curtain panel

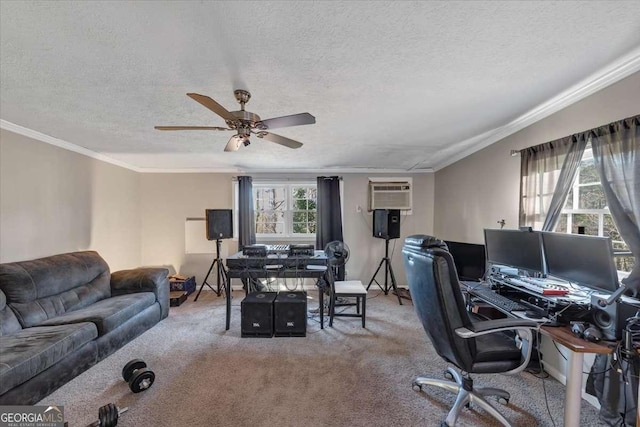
[316,176,344,280]
[237,176,255,249]
[591,115,640,293]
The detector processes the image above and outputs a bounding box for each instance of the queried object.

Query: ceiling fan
[155,90,315,152]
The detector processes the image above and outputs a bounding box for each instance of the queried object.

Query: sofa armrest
[111,268,170,319]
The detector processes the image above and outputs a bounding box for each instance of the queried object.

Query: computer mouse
[524,310,543,319]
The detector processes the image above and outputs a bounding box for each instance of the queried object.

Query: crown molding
[0,120,432,174]
[431,47,640,172]
[0,120,145,172]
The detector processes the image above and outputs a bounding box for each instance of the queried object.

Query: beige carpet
[39,290,607,427]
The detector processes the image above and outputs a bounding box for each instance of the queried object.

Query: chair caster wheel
[498,397,509,406]
[443,371,454,381]
[412,382,422,392]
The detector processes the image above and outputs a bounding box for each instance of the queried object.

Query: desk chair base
[412,367,511,427]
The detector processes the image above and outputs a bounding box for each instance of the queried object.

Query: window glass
[252,183,317,238]
[578,158,599,184]
[578,184,606,209]
[571,213,598,235]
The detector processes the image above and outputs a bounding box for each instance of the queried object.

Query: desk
[539,326,616,427]
[224,251,329,331]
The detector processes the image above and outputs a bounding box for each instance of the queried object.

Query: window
[254,183,316,239]
[555,144,635,272]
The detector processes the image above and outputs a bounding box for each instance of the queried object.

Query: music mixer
[507,277,570,296]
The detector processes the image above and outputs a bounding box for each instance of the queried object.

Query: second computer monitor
[444,241,486,281]
[541,232,618,293]
[484,228,544,274]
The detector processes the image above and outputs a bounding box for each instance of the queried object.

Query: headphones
[571,321,603,343]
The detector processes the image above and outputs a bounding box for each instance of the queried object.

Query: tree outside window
[253,184,316,238]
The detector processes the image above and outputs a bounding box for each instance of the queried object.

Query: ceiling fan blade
[224,135,242,152]
[259,132,303,149]
[187,93,237,122]
[154,126,230,131]
[259,113,315,130]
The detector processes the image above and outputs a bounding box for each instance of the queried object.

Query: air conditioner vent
[369,181,412,211]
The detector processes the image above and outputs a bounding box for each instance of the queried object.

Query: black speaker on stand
[367,209,403,305]
[194,209,233,301]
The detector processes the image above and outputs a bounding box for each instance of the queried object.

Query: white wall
[0,129,141,271]
[433,71,640,243]
[138,172,434,288]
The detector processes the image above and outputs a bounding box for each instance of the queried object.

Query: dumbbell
[63,403,128,427]
[122,359,155,393]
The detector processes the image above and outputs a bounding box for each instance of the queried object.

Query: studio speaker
[241,292,277,338]
[373,209,401,240]
[590,295,637,341]
[205,209,233,240]
[274,291,307,337]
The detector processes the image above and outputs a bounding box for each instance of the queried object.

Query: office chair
[402,235,538,427]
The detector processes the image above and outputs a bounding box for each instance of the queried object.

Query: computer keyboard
[467,287,529,312]
[507,277,569,296]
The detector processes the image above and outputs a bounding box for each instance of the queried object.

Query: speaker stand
[366,238,403,305]
[194,239,228,301]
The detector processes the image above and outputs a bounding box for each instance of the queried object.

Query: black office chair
[402,235,538,427]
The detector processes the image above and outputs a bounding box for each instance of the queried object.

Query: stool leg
[362,296,366,328]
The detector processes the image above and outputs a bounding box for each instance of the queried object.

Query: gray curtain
[519,136,586,230]
[542,134,588,231]
[591,115,640,293]
[316,176,344,279]
[237,176,255,249]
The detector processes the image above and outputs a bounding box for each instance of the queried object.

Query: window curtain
[237,176,255,249]
[519,136,587,230]
[591,115,640,293]
[316,176,344,279]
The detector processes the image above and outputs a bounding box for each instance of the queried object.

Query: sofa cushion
[0,251,111,328]
[36,292,157,336]
[0,290,22,336]
[0,322,97,395]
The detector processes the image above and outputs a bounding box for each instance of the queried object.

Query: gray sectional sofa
[0,251,169,405]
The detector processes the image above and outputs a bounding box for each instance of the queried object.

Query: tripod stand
[194,239,228,301]
[367,238,403,305]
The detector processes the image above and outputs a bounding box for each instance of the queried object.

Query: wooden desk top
[540,326,617,354]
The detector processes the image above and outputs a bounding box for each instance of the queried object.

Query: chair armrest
[455,318,539,338]
[456,318,539,376]
[111,268,170,320]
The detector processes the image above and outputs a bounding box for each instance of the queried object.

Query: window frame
[233,180,317,242]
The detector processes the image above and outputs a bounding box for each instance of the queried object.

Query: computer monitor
[444,241,486,281]
[541,232,619,293]
[483,228,544,274]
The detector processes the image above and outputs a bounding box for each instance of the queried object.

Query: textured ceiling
[1,1,639,172]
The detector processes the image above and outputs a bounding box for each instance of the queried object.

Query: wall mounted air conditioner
[368,181,412,211]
